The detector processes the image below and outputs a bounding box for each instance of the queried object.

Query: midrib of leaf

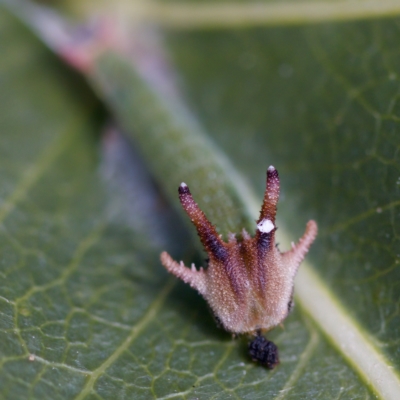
[217,158,400,400]
[4,2,400,397]
[295,266,400,400]
[88,52,400,400]
[188,176,400,400]
[71,0,400,29]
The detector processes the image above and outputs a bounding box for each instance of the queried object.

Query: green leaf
[0,8,185,400]
[164,14,400,374]
[1,2,400,399]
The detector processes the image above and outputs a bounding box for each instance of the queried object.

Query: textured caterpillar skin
[161,166,317,336]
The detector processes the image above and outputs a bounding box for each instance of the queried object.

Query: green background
[0,1,399,398]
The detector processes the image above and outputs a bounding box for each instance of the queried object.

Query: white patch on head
[257,218,275,233]
[180,182,187,188]
[268,165,275,172]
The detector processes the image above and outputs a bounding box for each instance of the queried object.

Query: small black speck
[248,335,279,369]
[213,314,223,328]
[288,297,294,313]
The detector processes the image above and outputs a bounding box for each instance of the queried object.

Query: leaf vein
[74,279,176,400]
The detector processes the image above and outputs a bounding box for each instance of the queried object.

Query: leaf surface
[1,2,400,399]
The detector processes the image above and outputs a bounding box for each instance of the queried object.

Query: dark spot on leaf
[248,335,279,369]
